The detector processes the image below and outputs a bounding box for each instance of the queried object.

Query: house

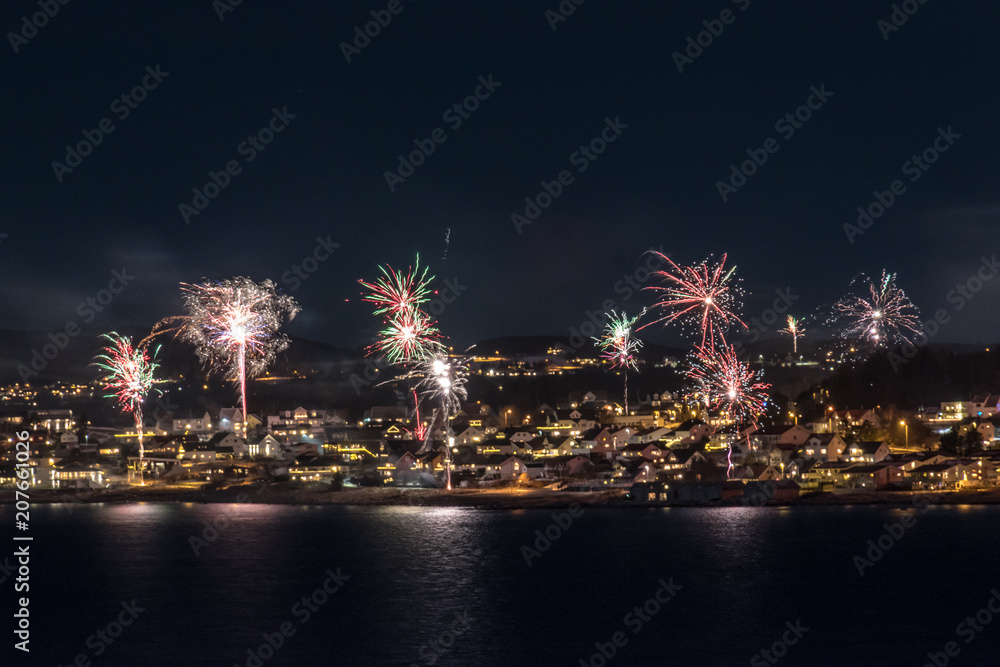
[667,419,712,445]
[910,461,980,489]
[844,441,891,464]
[218,408,245,433]
[172,411,212,433]
[663,448,708,471]
[626,427,672,445]
[543,455,594,478]
[832,409,882,431]
[806,461,855,488]
[363,406,409,423]
[50,462,105,489]
[453,425,487,446]
[969,395,1000,417]
[619,442,667,463]
[898,453,951,471]
[844,463,907,490]
[530,435,576,457]
[499,456,528,481]
[288,457,348,483]
[733,464,782,482]
[248,434,281,458]
[800,434,848,462]
[786,459,819,484]
[502,428,539,444]
[746,424,812,447]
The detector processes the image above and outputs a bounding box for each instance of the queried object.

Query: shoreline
[4,485,1000,509]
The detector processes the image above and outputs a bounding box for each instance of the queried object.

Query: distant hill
[0,328,358,385]
[472,335,688,362]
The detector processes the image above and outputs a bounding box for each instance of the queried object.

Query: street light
[900,420,908,448]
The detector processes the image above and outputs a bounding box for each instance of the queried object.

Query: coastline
[4,484,1000,509]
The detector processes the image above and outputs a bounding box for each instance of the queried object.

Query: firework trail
[442,228,450,261]
[411,389,428,441]
[150,278,300,433]
[687,344,770,475]
[780,316,805,354]
[93,333,160,485]
[831,270,921,349]
[390,351,470,489]
[593,309,644,413]
[639,252,746,347]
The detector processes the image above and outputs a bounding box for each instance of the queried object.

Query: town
[2,350,998,506]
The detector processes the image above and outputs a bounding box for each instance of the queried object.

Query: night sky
[3,0,999,350]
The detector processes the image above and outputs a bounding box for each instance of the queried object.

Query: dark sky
[3,0,999,349]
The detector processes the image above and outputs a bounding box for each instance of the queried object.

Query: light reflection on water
[5,503,1000,667]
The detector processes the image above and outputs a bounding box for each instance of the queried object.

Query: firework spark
[360,255,444,365]
[831,270,921,348]
[358,254,434,318]
[392,352,470,489]
[780,316,805,354]
[371,307,444,364]
[687,344,770,475]
[93,333,160,485]
[151,278,299,432]
[639,252,746,347]
[594,310,644,412]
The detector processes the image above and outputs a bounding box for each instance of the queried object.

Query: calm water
[2,501,1000,666]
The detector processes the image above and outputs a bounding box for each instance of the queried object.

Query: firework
[393,352,470,490]
[639,252,746,347]
[152,278,300,433]
[358,254,434,318]
[370,307,444,364]
[93,333,160,485]
[359,255,445,365]
[411,389,428,441]
[780,316,805,354]
[687,344,770,475]
[831,271,921,348]
[593,310,644,413]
